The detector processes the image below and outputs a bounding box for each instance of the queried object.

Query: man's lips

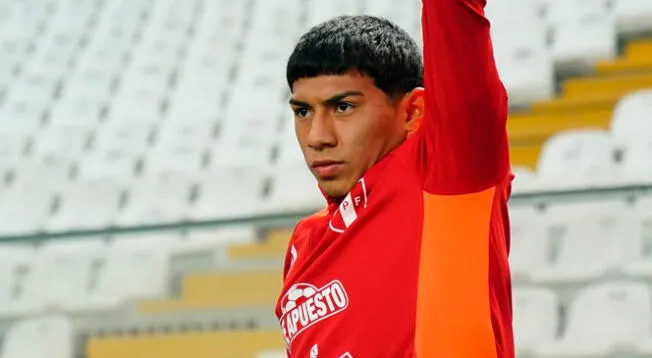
[311,161,343,178]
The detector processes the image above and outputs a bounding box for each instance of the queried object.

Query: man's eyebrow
[289,98,311,107]
[289,91,364,107]
[323,91,364,106]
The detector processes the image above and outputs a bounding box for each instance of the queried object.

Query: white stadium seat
[47,180,124,232]
[92,121,154,152]
[77,148,141,181]
[1,315,74,358]
[537,282,651,358]
[536,130,617,190]
[622,196,652,280]
[613,0,652,34]
[26,240,107,311]
[544,0,608,26]
[11,156,74,188]
[508,205,549,282]
[532,201,640,286]
[611,90,652,141]
[551,14,617,66]
[0,97,46,135]
[0,244,39,318]
[117,174,193,226]
[32,124,92,159]
[261,165,324,214]
[191,169,267,220]
[210,136,275,169]
[0,185,57,236]
[513,288,559,356]
[143,142,208,175]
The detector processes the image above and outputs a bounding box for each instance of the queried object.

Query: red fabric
[275,0,514,356]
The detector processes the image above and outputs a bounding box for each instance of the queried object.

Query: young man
[275,0,514,357]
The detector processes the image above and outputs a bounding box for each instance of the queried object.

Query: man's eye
[294,108,310,118]
[335,102,354,113]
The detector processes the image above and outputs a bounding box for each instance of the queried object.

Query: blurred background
[0,0,651,357]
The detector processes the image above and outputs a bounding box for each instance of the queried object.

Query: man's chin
[318,179,354,199]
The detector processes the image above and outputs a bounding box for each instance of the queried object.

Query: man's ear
[403,87,425,135]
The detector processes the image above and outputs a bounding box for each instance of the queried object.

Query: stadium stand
[0,0,651,357]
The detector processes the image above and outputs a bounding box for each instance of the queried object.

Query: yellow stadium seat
[529,95,618,114]
[87,330,285,358]
[227,229,292,260]
[594,58,652,75]
[508,108,612,144]
[624,39,652,60]
[139,269,282,313]
[510,143,542,169]
[562,72,652,98]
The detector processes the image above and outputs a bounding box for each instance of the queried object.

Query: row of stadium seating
[3,194,650,319]
[0,315,286,358]
[7,279,652,358]
[2,0,651,195]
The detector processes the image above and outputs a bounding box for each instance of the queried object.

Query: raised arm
[417,0,510,194]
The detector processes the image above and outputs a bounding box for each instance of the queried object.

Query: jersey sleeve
[416,0,510,195]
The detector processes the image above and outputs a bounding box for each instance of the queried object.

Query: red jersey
[275,0,514,357]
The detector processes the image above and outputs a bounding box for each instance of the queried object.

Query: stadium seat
[9,71,59,106]
[0,244,39,318]
[621,196,652,279]
[508,205,548,282]
[276,139,306,166]
[227,228,293,261]
[139,269,281,313]
[47,180,124,231]
[562,72,652,99]
[0,97,46,135]
[64,63,117,100]
[512,288,558,356]
[261,165,324,214]
[0,134,29,169]
[531,201,640,287]
[493,29,554,105]
[511,166,540,193]
[79,234,174,305]
[173,227,255,260]
[536,282,650,358]
[544,0,607,26]
[86,330,285,358]
[32,124,92,160]
[550,14,616,65]
[92,121,154,153]
[1,315,74,358]
[617,140,652,185]
[10,156,74,189]
[117,175,193,226]
[507,108,612,145]
[610,89,652,141]
[77,148,141,181]
[535,130,617,189]
[49,96,104,130]
[190,169,267,220]
[612,0,652,33]
[0,185,56,236]
[155,118,218,148]
[143,142,208,175]
[107,88,163,124]
[28,240,107,311]
[209,136,275,169]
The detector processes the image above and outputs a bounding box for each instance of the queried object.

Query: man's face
[290,72,416,198]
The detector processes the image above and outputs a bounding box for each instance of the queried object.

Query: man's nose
[306,112,337,151]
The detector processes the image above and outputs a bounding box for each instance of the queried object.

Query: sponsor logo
[279,281,349,346]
